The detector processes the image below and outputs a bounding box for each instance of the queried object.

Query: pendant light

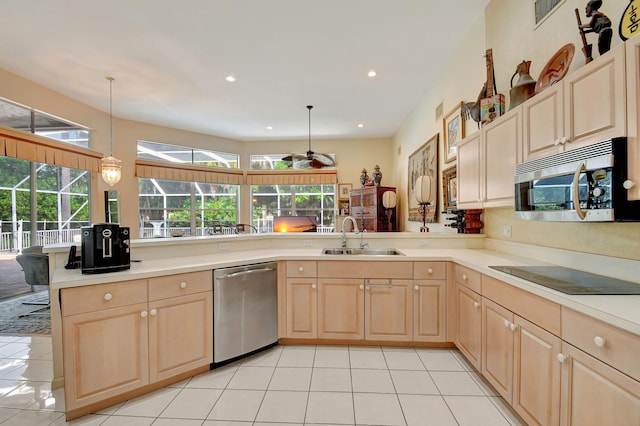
[101,76,122,186]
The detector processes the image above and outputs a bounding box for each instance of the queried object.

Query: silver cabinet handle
[557,353,568,363]
[104,293,113,301]
[150,309,157,316]
[140,311,148,318]
[311,284,316,289]
[180,282,187,289]
[594,336,606,347]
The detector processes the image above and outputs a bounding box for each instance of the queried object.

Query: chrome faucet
[359,228,369,249]
[341,216,360,248]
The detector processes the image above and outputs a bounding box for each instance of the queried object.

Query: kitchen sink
[321,248,405,256]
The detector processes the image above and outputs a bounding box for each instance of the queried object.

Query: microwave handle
[572,162,587,220]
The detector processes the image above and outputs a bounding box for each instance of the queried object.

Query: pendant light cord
[107,76,114,156]
[307,105,313,154]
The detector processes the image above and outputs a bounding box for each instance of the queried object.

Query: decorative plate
[535,43,575,94]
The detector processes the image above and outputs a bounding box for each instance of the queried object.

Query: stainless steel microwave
[514,137,640,222]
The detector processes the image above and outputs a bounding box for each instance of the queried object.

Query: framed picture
[338,183,352,201]
[442,165,457,210]
[443,101,465,163]
[408,133,439,223]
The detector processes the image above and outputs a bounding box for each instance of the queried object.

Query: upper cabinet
[626,36,640,201]
[522,43,626,162]
[457,107,521,210]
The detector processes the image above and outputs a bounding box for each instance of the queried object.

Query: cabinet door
[522,83,564,161]
[148,291,213,383]
[457,132,482,208]
[626,35,640,201]
[317,278,364,340]
[286,278,317,338]
[365,279,412,341]
[563,43,626,150]
[513,315,561,426]
[455,283,482,370]
[482,108,521,208]
[481,298,514,402]
[413,280,446,342]
[560,342,640,426]
[62,302,149,411]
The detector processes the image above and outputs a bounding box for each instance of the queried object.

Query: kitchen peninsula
[45,232,640,423]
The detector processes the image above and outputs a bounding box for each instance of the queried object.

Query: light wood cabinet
[62,300,149,412]
[457,132,482,208]
[513,315,562,426]
[61,272,213,416]
[285,278,317,338]
[454,282,482,370]
[522,43,626,164]
[559,342,640,426]
[457,107,521,210]
[365,279,413,341]
[626,35,640,201]
[482,298,514,400]
[413,262,447,342]
[317,278,364,339]
[349,185,397,231]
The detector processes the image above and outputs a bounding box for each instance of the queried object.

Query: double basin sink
[321,248,405,256]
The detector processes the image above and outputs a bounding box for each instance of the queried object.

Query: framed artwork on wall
[442,165,457,210]
[338,183,352,201]
[408,133,439,223]
[443,101,465,163]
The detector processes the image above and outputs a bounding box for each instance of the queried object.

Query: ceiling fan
[282,105,336,169]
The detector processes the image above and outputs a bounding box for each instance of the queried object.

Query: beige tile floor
[0,335,526,425]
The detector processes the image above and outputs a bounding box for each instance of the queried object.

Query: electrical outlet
[218,242,231,250]
[303,240,313,246]
[419,239,431,247]
[503,225,512,238]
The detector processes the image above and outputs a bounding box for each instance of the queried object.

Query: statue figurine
[580,0,613,55]
[372,165,382,186]
[360,168,369,187]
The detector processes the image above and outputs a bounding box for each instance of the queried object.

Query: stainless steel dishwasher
[212,262,278,364]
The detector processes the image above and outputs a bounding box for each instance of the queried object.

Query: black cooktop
[489,266,640,295]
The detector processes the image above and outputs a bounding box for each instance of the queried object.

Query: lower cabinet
[317,278,365,339]
[413,280,446,342]
[455,282,482,370]
[559,342,640,425]
[61,271,213,416]
[481,298,562,426]
[365,279,413,341]
[285,277,317,338]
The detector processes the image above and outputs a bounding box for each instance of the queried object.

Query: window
[138,178,238,238]
[0,98,90,148]
[534,0,564,25]
[137,140,239,169]
[250,153,336,170]
[251,184,336,232]
[0,157,90,250]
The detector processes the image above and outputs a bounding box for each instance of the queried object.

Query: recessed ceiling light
[225,75,236,82]
[357,123,365,128]
[266,126,273,130]
[367,70,377,77]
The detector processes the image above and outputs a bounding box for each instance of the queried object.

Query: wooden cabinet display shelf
[349,186,397,231]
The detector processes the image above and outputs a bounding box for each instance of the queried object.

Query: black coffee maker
[81,223,130,274]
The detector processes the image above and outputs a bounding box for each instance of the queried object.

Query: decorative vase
[373,165,382,186]
[360,168,369,187]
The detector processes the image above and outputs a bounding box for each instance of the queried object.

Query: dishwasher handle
[217,267,275,280]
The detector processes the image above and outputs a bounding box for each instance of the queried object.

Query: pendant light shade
[101,76,122,186]
[415,175,435,204]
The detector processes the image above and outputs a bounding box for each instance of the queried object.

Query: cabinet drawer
[286,261,317,278]
[454,264,481,293]
[318,261,412,279]
[149,271,212,301]
[562,307,640,382]
[413,262,446,280]
[482,275,561,336]
[62,280,147,317]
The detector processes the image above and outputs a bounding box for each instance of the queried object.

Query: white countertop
[49,245,640,336]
